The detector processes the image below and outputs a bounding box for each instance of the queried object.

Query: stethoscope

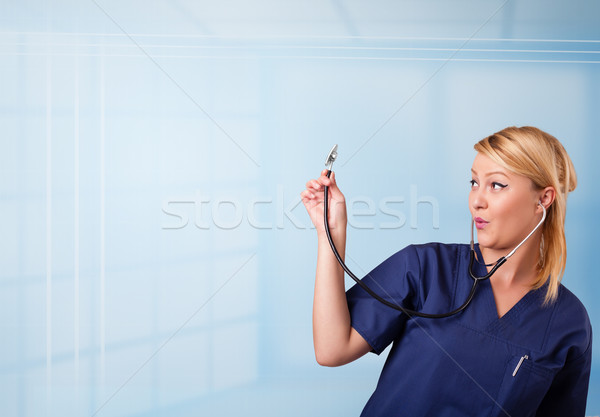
[322,144,547,319]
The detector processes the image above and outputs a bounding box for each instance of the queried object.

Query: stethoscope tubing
[323,169,546,319]
[324,169,486,319]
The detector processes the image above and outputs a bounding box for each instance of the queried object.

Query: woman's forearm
[313,231,370,366]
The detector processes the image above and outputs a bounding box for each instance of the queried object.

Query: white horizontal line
[1,31,600,43]
[2,43,599,54]
[1,51,599,63]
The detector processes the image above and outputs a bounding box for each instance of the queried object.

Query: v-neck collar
[472,244,538,327]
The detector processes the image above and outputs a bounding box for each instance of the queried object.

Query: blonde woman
[301,126,592,416]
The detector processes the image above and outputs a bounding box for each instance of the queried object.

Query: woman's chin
[476,237,499,252]
[474,233,492,248]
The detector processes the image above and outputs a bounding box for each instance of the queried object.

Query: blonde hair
[474,126,577,304]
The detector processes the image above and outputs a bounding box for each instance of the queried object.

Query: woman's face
[469,153,543,252]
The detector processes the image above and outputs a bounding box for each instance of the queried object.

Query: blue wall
[1,1,598,415]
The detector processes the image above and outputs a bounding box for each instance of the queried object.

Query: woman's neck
[480,234,541,288]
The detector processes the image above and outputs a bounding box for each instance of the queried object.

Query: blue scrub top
[346,243,592,417]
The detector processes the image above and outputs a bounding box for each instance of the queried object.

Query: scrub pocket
[488,354,554,417]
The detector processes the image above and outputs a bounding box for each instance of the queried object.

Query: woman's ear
[539,187,556,210]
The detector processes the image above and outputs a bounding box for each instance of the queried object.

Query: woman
[301,126,592,416]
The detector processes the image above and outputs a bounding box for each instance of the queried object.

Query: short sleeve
[346,245,421,354]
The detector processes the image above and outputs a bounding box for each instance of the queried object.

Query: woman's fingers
[302,170,342,206]
[305,179,320,191]
[300,189,316,200]
[305,177,332,193]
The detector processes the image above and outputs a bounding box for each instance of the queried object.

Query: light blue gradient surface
[1,1,599,415]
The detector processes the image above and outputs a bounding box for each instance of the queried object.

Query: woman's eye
[469,180,477,187]
[492,182,508,190]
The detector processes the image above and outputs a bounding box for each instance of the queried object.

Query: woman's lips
[474,217,489,230]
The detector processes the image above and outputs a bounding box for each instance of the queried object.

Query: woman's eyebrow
[471,168,509,178]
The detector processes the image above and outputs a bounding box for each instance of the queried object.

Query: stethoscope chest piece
[325,144,338,171]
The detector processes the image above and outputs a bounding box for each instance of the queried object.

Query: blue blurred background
[1,1,599,415]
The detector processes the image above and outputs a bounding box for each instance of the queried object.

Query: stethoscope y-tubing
[324,170,478,318]
[323,169,545,319]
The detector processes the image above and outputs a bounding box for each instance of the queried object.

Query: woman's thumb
[328,171,340,190]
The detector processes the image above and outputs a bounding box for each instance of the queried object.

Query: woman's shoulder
[383,243,471,276]
[546,284,592,361]
[378,243,469,272]
[403,242,471,259]
[555,284,591,326]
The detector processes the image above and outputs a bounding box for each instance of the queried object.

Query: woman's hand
[300,169,347,236]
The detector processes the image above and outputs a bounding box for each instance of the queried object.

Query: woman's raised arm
[301,170,372,366]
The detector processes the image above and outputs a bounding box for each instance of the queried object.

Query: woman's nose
[470,190,487,210]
